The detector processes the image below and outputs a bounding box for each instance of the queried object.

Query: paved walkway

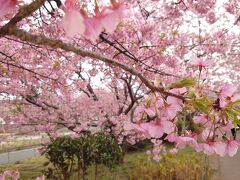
[212,132,240,180]
[217,132,240,180]
[218,152,240,180]
[0,148,40,164]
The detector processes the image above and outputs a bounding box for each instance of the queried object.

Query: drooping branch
[99,33,177,77]
[0,59,58,81]
[20,95,80,132]
[42,101,59,110]
[121,76,137,114]
[0,0,47,37]
[8,27,185,100]
[120,76,144,115]
[76,69,98,101]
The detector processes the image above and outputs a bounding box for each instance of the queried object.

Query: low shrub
[43,133,123,180]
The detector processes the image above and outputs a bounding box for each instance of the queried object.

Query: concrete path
[218,152,240,180]
[215,132,240,180]
[217,132,240,180]
[0,148,40,164]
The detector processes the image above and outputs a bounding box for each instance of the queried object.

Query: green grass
[0,157,46,179]
[0,147,210,180]
[127,148,208,180]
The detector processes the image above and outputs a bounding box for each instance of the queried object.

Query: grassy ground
[0,147,210,180]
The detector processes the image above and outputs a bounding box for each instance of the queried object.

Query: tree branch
[0,0,47,37]
[8,27,184,100]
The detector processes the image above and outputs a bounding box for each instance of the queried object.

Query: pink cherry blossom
[70,132,80,139]
[146,150,151,155]
[226,140,239,157]
[64,0,77,9]
[160,120,176,134]
[100,4,124,34]
[201,129,213,140]
[169,87,187,95]
[125,119,175,139]
[152,146,160,155]
[225,3,235,14]
[0,174,5,180]
[73,126,84,133]
[61,1,123,41]
[139,122,164,138]
[213,141,227,156]
[206,11,217,24]
[165,133,178,142]
[169,148,178,154]
[190,56,213,70]
[0,0,17,18]
[83,16,103,42]
[160,95,183,120]
[123,122,136,131]
[146,150,152,161]
[219,84,237,98]
[140,120,175,138]
[36,147,45,155]
[213,140,239,157]
[175,136,199,150]
[215,122,234,136]
[135,104,155,117]
[219,84,239,108]
[193,115,212,129]
[61,9,85,37]
[153,155,161,162]
[162,102,182,120]
[193,115,208,124]
[36,175,45,180]
[200,142,215,155]
[1,170,20,180]
[163,88,185,111]
[2,0,240,160]
[123,122,148,135]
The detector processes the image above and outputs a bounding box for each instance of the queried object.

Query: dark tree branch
[0,59,58,81]
[0,0,47,37]
[76,70,98,101]
[99,33,177,77]
[8,27,185,100]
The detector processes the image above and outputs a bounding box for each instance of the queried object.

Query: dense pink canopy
[0,0,240,158]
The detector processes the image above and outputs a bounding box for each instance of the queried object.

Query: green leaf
[228,100,240,107]
[233,108,240,114]
[192,98,212,115]
[224,107,240,120]
[168,78,196,89]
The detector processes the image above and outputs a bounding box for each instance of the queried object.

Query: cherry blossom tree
[1,0,240,158]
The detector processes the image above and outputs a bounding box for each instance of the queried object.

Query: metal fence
[0,148,40,164]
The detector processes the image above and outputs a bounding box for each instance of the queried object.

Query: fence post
[7,152,9,164]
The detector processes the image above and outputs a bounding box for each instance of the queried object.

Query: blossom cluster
[1,0,240,161]
[0,0,18,18]
[0,170,44,180]
[124,61,240,158]
[0,170,19,180]
[62,0,124,41]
